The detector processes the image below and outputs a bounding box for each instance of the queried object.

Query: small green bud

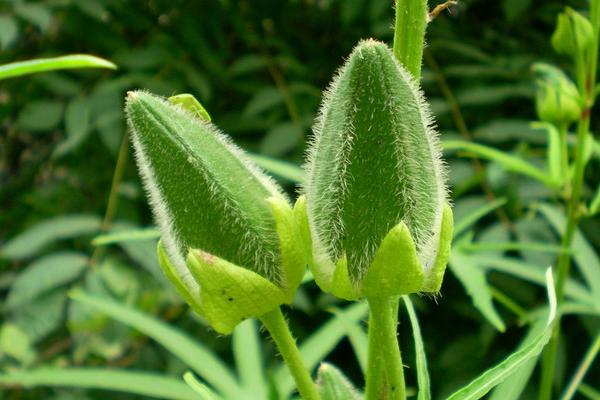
[126,91,306,333]
[532,63,581,125]
[551,7,594,59]
[304,40,452,299]
[316,363,362,400]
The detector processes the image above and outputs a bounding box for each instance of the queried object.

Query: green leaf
[316,363,362,400]
[249,153,304,183]
[443,140,558,188]
[472,255,595,307]
[445,269,557,400]
[449,247,506,331]
[69,290,243,398]
[489,318,547,400]
[0,15,18,49]
[11,290,67,343]
[54,97,91,158]
[275,302,369,398]
[0,55,116,80]
[16,100,64,132]
[403,296,431,400]
[0,215,101,260]
[0,369,198,400]
[232,319,267,399]
[5,252,87,310]
[453,197,507,238]
[169,93,212,122]
[536,203,600,303]
[183,372,223,400]
[92,228,160,246]
[0,324,32,363]
[14,3,52,31]
[260,122,303,157]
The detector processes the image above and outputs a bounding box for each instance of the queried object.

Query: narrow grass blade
[443,140,557,188]
[92,228,160,246]
[274,302,369,398]
[232,319,267,398]
[249,154,304,183]
[0,368,197,400]
[445,269,557,400]
[0,55,116,80]
[403,296,431,400]
[70,290,243,398]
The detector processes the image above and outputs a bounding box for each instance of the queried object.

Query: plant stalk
[365,296,406,400]
[260,308,320,400]
[393,0,428,80]
[539,1,600,397]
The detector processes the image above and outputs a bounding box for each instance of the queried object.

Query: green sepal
[422,203,454,293]
[331,255,361,300]
[187,249,286,334]
[168,93,212,122]
[267,196,308,302]
[157,242,204,315]
[316,363,362,400]
[361,221,424,297]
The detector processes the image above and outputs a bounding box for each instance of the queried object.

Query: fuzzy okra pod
[126,91,308,334]
[304,39,453,300]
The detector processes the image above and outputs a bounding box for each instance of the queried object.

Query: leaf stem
[260,308,320,400]
[393,0,428,80]
[538,1,600,397]
[365,296,406,400]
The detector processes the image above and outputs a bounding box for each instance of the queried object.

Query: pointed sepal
[317,363,362,400]
[361,222,424,297]
[157,242,203,315]
[187,249,286,334]
[267,195,308,302]
[422,203,453,293]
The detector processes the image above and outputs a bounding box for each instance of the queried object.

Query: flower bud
[532,63,582,125]
[304,40,452,300]
[551,7,594,60]
[126,91,307,333]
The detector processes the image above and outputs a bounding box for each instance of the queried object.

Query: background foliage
[1,0,599,399]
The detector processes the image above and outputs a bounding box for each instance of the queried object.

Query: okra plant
[124,1,561,400]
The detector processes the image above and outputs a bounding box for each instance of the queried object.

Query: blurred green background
[1,0,599,399]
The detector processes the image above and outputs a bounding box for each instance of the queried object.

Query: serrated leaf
[449,247,506,331]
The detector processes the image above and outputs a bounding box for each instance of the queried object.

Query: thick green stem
[393,0,428,80]
[365,297,406,400]
[539,2,600,397]
[260,308,320,400]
